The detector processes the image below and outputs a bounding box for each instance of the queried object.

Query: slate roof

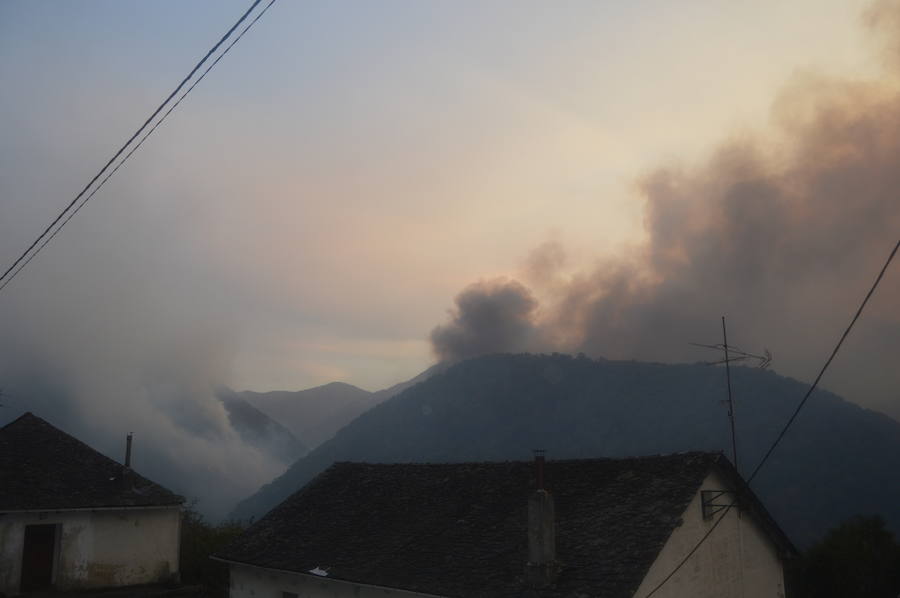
[217,452,792,598]
[0,412,184,511]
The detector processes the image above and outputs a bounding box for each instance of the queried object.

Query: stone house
[0,412,184,595]
[214,452,796,598]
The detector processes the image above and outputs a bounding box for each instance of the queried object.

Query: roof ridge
[2,411,129,469]
[0,410,39,431]
[0,410,184,510]
[330,451,724,467]
[215,451,737,598]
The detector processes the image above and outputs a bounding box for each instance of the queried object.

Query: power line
[0,0,270,292]
[1,0,277,293]
[641,237,900,598]
[746,237,900,484]
[643,504,734,598]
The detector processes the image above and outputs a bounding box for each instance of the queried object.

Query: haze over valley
[1,0,898,542]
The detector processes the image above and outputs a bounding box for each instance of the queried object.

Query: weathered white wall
[228,563,444,598]
[632,471,787,598]
[0,506,181,595]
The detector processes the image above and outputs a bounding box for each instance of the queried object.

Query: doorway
[20,523,58,592]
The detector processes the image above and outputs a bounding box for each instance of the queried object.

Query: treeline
[179,505,247,597]
[788,515,900,598]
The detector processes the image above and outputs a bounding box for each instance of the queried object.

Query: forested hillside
[231,353,900,547]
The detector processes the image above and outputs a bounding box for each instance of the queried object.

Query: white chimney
[526,451,560,587]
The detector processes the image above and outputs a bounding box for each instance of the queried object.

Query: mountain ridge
[230,353,900,547]
[227,363,449,450]
[217,390,309,464]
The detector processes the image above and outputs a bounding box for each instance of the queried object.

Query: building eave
[0,503,183,515]
[211,556,450,598]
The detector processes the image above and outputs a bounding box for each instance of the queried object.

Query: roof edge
[710,455,799,558]
[0,411,37,432]
[0,503,184,514]
[210,557,449,598]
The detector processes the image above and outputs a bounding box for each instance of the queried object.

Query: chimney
[124,433,133,468]
[526,450,559,588]
[535,450,545,490]
[120,433,134,492]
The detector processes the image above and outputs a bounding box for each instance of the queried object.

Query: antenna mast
[690,319,772,475]
[721,316,738,473]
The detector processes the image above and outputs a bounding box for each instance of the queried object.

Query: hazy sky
[2,1,898,514]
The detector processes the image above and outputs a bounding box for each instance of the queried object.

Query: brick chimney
[526,451,560,587]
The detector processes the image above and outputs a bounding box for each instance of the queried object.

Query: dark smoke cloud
[431,8,900,420]
[430,278,539,362]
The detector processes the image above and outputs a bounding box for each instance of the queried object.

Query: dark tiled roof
[0,412,183,511]
[218,452,768,598]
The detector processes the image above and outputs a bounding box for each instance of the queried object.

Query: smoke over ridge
[432,5,900,419]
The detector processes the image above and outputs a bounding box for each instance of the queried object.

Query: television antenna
[690,317,771,474]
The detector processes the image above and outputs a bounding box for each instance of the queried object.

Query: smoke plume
[0,200,288,521]
[431,8,900,419]
[431,278,539,363]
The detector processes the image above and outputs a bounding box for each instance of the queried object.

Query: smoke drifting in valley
[0,210,288,520]
[432,9,900,419]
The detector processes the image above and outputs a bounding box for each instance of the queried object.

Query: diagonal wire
[746,237,900,483]
[641,237,900,598]
[0,0,277,293]
[0,0,265,290]
[643,505,734,597]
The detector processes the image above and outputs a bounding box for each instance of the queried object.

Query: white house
[0,412,184,595]
[214,452,796,598]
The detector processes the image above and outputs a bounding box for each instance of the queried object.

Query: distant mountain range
[218,390,309,463]
[225,382,373,450]
[218,363,446,461]
[229,353,900,548]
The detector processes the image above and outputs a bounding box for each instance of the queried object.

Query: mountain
[229,353,900,548]
[233,382,372,449]
[233,363,447,449]
[218,390,308,463]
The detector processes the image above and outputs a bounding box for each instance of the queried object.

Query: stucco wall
[632,471,787,598]
[0,506,181,595]
[228,563,443,598]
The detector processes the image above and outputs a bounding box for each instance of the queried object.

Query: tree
[180,503,247,597]
[792,515,900,598]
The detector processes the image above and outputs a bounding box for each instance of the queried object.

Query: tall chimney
[535,449,545,490]
[526,450,559,588]
[124,433,133,468]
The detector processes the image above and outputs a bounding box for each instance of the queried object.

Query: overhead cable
[641,237,900,598]
[0,0,271,292]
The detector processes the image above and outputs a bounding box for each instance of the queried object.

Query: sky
[1,0,898,516]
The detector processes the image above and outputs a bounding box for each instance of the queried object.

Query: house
[0,412,184,595]
[214,452,795,598]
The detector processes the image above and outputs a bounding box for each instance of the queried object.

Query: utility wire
[641,237,900,598]
[746,237,900,483]
[643,505,734,598]
[0,0,277,293]
[0,0,267,291]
